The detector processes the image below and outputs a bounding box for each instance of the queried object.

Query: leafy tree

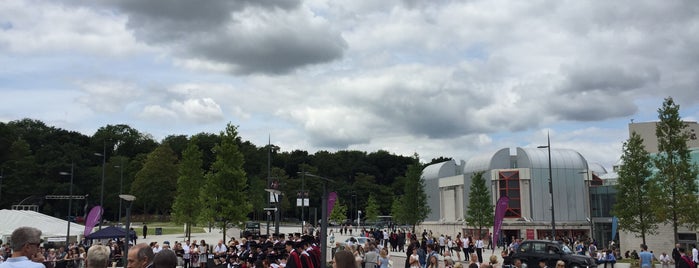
[612,132,656,245]
[465,171,493,235]
[391,196,405,225]
[172,140,204,240]
[651,97,699,243]
[330,203,348,224]
[364,195,380,223]
[395,154,430,232]
[131,144,179,216]
[200,124,252,241]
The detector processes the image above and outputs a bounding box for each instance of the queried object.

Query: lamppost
[301,172,306,229]
[579,170,594,240]
[95,142,106,230]
[115,159,124,225]
[352,194,357,231]
[120,194,136,267]
[264,186,282,235]
[537,133,555,240]
[299,172,334,268]
[59,162,75,246]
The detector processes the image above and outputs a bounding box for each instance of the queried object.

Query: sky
[2,0,699,171]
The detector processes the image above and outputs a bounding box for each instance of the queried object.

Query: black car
[504,240,597,268]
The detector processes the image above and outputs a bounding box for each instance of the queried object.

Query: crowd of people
[5,225,699,268]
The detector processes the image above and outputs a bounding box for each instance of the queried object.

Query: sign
[526,229,535,240]
[263,207,277,211]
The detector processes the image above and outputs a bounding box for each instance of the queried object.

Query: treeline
[0,118,447,223]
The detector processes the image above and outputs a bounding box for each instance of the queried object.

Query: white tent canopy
[0,209,84,243]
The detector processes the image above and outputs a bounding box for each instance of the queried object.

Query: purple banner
[327,192,338,216]
[493,196,509,249]
[84,206,103,236]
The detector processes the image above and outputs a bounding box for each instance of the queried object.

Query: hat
[285,240,296,247]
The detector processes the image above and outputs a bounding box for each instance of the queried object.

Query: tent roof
[0,209,84,239]
[85,226,135,240]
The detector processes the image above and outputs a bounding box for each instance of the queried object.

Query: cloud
[172,98,224,123]
[76,80,142,113]
[69,0,347,74]
[0,1,149,56]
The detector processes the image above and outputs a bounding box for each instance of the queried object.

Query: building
[420,147,605,245]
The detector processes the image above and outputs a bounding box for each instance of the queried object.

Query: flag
[493,195,509,251]
[327,192,338,216]
[611,216,618,241]
[84,206,103,236]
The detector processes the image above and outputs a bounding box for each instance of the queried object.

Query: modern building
[418,121,699,253]
[420,147,605,245]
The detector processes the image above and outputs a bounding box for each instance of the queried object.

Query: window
[499,170,521,218]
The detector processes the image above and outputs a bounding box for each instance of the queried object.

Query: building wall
[629,121,699,153]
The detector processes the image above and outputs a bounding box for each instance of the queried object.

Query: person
[378,249,390,268]
[334,250,359,268]
[512,258,526,268]
[427,255,439,268]
[692,245,698,267]
[153,249,178,268]
[639,244,653,268]
[538,260,548,268]
[673,244,682,268]
[364,244,379,268]
[143,225,148,239]
[128,243,155,268]
[475,237,484,264]
[604,249,616,268]
[678,249,694,268]
[659,252,672,268]
[0,227,44,268]
[409,248,420,268]
[488,255,499,268]
[555,261,565,268]
[86,245,111,268]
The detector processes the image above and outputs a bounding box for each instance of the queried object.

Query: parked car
[504,240,597,268]
[338,236,370,249]
[239,222,261,238]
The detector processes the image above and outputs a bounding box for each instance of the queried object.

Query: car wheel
[570,264,580,268]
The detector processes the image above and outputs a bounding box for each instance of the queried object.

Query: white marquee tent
[0,209,84,244]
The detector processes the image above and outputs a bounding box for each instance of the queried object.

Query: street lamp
[299,172,334,268]
[264,188,282,235]
[59,162,75,246]
[95,143,106,230]
[115,159,125,225]
[119,194,136,268]
[537,133,555,240]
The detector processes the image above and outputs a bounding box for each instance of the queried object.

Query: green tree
[200,124,252,241]
[396,154,430,232]
[364,195,380,223]
[330,203,348,224]
[172,140,204,240]
[391,196,405,225]
[465,171,493,235]
[131,144,179,216]
[613,132,656,245]
[651,97,699,243]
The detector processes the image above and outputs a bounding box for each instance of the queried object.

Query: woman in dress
[409,248,421,268]
[378,249,390,268]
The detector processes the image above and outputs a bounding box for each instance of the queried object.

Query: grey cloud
[561,64,660,94]
[67,0,344,74]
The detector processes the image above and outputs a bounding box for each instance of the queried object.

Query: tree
[651,97,699,243]
[131,144,179,216]
[364,195,380,223]
[465,171,493,235]
[613,132,656,245]
[200,124,252,241]
[396,154,430,232]
[172,140,204,240]
[330,203,348,224]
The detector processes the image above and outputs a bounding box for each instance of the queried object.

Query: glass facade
[590,185,616,218]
